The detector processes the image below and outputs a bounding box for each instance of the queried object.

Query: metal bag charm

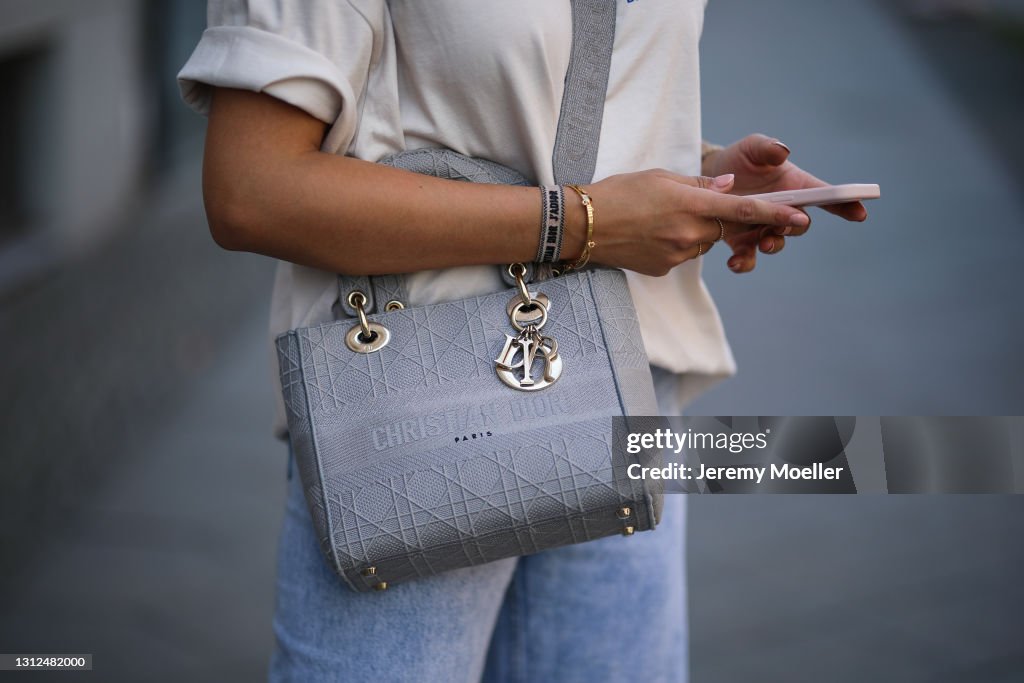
[495,264,562,391]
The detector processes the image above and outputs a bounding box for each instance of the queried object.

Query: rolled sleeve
[177,0,384,151]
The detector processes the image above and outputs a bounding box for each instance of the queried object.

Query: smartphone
[746,183,880,207]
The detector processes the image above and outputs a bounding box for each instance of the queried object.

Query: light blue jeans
[269,367,689,682]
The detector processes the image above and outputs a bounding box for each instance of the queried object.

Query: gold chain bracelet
[562,184,595,272]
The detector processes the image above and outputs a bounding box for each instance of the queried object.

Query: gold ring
[715,217,726,243]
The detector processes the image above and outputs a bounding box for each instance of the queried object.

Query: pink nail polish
[713,174,735,188]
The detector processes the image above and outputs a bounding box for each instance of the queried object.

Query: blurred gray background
[0,0,1022,681]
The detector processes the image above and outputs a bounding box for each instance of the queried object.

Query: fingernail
[728,258,741,270]
[765,239,776,254]
[772,140,791,153]
[713,174,735,188]
[774,226,791,236]
[791,213,810,227]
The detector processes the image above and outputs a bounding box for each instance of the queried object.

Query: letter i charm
[495,326,562,391]
[496,264,563,391]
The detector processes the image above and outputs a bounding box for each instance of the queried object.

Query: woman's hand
[703,134,868,273]
[576,169,811,277]
[203,89,812,277]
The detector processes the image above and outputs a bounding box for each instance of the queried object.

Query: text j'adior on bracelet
[537,185,565,263]
[561,184,595,272]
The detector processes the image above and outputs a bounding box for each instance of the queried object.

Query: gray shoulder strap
[552,0,617,186]
[337,0,618,315]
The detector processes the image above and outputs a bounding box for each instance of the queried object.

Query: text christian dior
[369,394,570,451]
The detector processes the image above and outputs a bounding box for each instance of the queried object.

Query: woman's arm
[203,88,811,277]
[204,88,542,274]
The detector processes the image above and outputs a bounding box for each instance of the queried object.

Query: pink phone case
[746,184,880,207]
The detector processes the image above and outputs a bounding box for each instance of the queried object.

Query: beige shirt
[179,0,736,436]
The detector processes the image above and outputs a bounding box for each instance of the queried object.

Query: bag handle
[338,0,618,315]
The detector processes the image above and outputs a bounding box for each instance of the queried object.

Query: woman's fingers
[686,240,717,261]
[740,133,791,167]
[770,209,811,237]
[665,173,806,244]
[779,169,868,223]
[665,172,736,192]
[725,227,786,273]
[644,170,806,259]
[759,227,786,255]
[696,189,810,230]
[727,242,757,273]
[824,200,868,222]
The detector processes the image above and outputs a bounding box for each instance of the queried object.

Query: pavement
[0,311,284,682]
[690,0,1024,417]
[1,1,1022,681]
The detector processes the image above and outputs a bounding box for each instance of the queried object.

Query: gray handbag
[275,0,663,592]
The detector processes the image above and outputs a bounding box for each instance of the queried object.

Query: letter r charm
[497,266,562,391]
[495,328,562,391]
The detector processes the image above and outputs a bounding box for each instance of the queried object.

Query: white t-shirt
[179,0,736,437]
